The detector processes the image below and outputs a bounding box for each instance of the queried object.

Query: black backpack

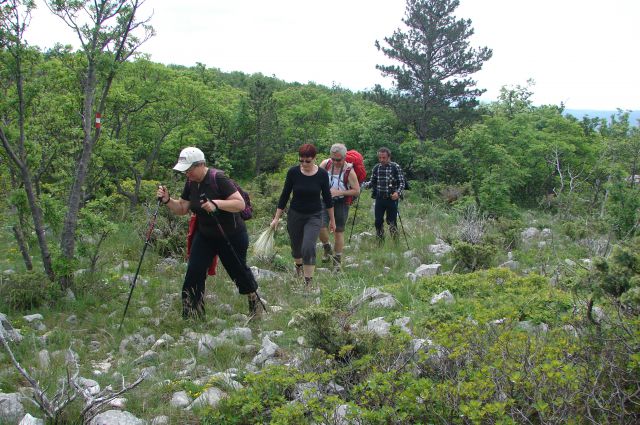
[205,168,253,220]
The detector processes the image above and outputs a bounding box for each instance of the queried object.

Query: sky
[23,0,640,111]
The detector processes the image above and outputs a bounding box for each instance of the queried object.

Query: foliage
[2,5,640,424]
[606,181,640,238]
[451,241,496,271]
[202,366,308,424]
[373,0,491,141]
[587,237,640,308]
[77,197,119,272]
[0,270,60,310]
[489,216,523,250]
[291,306,358,358]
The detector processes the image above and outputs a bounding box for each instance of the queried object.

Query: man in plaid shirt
[365,147,406,242]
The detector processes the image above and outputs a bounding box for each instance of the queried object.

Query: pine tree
[374,0,492,141]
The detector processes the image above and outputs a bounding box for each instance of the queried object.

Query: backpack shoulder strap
[209,168,219,192]
[343,165,352,187]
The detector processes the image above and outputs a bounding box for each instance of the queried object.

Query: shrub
[606,182,640,238]
[291,306,356,358]
[440,184,468,204]
[203,366,314,424]
[589,236,640,308]
[455,204,488,244]
[0,270,60,311]
[561,221,589,241]
[451,241,497,271]
[492,216,524,250]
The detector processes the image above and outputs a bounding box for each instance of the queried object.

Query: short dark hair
[378,147,391,156]
[299,143,317,158]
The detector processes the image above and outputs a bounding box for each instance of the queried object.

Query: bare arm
[344,169,361,196]
[200,191,245,214]
[157,186,190,216]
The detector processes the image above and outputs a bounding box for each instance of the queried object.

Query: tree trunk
[59,61,99,289]
[0,45,55,281]
[12,224,32,271]
[10,202,33,271]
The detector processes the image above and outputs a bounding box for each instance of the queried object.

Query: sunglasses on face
[181,165,197,174]
[299,158,314,164]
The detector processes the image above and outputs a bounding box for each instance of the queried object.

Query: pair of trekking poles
[118,191,266,331]
[347,195,410,250]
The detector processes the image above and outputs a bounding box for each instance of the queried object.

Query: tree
[0,0,56,280]
[46,0,153,288]
[248,79,280,175]
[374,0,492,141]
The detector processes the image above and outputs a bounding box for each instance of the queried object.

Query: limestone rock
[188,387,226,410]
[170,391,191,408]
[415,263,441,277]
[88,410,145,425]
[0,393,25,425]
[430,290,454,304]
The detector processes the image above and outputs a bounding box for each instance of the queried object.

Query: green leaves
[375,0,492,140]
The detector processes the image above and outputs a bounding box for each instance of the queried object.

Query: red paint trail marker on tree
[95,113,101,129]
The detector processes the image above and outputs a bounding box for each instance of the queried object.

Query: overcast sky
[24,0,640,111]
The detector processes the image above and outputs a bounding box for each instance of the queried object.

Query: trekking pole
[119,196,162,331]
[347,195,361,244]
[200,195,267,313]
[396,202,410,250]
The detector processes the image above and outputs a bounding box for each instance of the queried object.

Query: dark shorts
[322,198,349,232]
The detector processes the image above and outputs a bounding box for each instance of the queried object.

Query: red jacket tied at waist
[187,214,217,276]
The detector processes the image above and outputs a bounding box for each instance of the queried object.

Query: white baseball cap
[173,147,205,172]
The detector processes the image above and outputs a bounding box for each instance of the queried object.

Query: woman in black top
[157,147,263,320]
[271,144,336,287]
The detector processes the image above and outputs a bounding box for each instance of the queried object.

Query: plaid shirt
[368,162,406,198]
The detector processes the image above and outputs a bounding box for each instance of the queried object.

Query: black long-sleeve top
[277,166,334,214]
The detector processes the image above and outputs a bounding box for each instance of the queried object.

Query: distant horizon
[563,108,640,125]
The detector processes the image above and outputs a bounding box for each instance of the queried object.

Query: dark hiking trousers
[287,208,322,265]
[183,230,258,319]
[374,197,398,240]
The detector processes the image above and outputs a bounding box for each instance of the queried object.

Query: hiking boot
[332,254,342,272]
[304,277,320,295]
[248,293,264,319]
[321,243,333,263]
[295,263,303,278]
[389,224,399,241]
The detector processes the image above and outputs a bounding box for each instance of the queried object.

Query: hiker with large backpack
[270,143,335,289]
[156,147,264,320]
[318,143,361,270]
[364,147,406,243]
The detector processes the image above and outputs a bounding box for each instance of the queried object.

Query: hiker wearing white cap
[157,147,264,320]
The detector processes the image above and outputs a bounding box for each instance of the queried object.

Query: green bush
[590,237,640,305]
[202,366,308,424]
[492,216,523,250]
[451,241,497,271]
[0,270,60,311]
[291,306,356,358]
[607,182,640,238]
[561,221,589,240]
